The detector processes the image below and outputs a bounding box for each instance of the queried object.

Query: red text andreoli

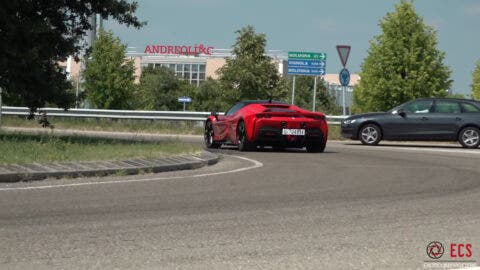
[144,44,214,55]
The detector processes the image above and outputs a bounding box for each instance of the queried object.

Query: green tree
[446,93,466,99]
[352,0,452,113]
[83,30,135,109]
[287,76,341,114]
[191,78,230,112]
[0,1,144,114]
[218,25,288,103]
[136,67,184,111]
[472,60,480,100]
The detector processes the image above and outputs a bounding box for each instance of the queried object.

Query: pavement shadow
[207,146,338,154]
[342,142,463,149]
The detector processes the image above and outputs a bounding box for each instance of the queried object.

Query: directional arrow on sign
[336,45,351,68]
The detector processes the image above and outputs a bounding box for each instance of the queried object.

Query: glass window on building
[143,62,207,86]
[175,64,183,72]
[174,64,183,77]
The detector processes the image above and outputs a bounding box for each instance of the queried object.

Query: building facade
[63,45,359,111]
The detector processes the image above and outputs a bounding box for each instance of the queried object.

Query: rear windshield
[263,107,297,113]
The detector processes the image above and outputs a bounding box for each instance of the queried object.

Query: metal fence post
[291,75,296,105]
[312,77,317,112]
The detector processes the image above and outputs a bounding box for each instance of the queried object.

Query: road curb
[0,151,219,182]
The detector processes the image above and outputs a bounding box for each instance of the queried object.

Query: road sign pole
[336,45,351,115]
[0,86,2,128]
[312,76,317,112]
[75,75,80,109]
[291,76,296,105]
[183,102,186,111]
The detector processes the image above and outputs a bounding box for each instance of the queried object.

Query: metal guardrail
[0,106,347,124]
[326,116,348,125]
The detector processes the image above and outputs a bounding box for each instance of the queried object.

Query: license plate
[282,129,305,136]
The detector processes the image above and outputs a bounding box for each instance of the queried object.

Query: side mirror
[211,111,218,120]
[397,108,407,117]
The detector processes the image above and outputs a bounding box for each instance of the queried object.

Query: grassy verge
[0,132,202,164]
[1,115,343,141]
[328,125,343,140]
[1,115,204,135]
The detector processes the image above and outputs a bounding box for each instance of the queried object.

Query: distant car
[204,100,328,152]
[341,98,480,148]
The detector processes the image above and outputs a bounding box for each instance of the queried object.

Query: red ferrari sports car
[204,100,328,152]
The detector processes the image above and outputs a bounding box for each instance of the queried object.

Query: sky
[105,0,480,96]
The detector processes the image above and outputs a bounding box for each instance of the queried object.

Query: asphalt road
[1,141,480,269]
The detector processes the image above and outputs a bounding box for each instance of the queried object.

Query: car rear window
[461,102,480,113]
[434,100,461,113]
[225,102,246,116]
[264,107,297,113]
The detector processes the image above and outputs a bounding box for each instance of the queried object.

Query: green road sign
[288,51,327,60]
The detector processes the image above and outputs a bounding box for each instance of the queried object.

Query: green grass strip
[1,116,204,135]
[0,132,202,164]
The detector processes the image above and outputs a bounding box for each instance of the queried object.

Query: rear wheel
[204,121,220,148]
[359,124,382,146]
[306,132,327,153]
[237,121,254,151]
[458,127,480,149]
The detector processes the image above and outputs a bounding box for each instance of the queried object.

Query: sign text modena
[144,44,214,55]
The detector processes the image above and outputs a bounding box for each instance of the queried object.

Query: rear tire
[458,127,480,149]
[359,124,382,146]
[306,132,327,153]
[237,121,254,151]
[204,121,221,149]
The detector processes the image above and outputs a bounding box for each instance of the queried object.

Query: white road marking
[0,155,263,192]
[333,142,480,156]
[371,146,480,155]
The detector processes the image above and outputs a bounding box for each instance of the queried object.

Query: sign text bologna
[288,51,327,76]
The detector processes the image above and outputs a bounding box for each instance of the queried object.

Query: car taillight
[256,113,271,118]
[313,115,325,120]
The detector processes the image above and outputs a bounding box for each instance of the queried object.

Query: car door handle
[455,117,462,121]
[421,116,429,120]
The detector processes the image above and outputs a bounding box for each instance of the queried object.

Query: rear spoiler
[262,104,291,108]
[256,111,325,120]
